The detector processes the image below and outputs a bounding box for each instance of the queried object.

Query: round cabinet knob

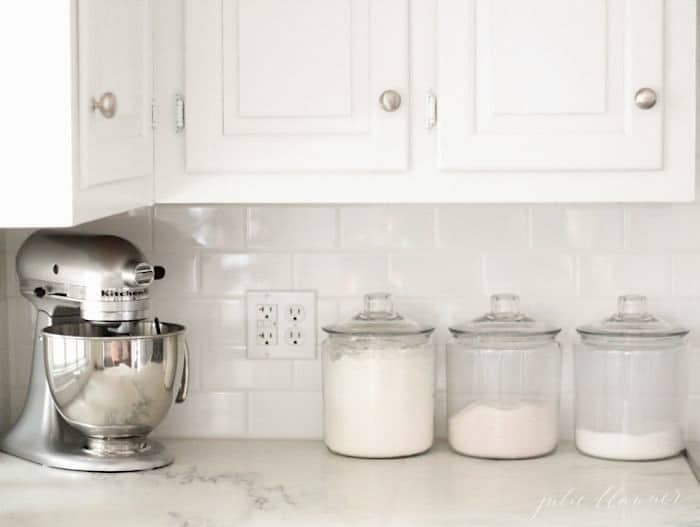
[379,90,402,112]
[634,88,657,110]
[91,92,118,119]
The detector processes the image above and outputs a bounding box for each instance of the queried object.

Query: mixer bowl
[42,321,188,449]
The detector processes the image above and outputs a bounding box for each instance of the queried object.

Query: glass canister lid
[577,294,688,338]
[448,293,560,338]
[322,292,435,336]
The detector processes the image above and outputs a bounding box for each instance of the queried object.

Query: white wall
[3,204,700,440]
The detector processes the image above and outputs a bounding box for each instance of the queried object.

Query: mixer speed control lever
[154,266,166,280]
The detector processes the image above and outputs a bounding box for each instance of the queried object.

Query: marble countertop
[2,440,700,527]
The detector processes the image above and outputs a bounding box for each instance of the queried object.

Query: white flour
[323,346,434,458]
[64,363,171,427]
[448,401,559,459]
[575,428,683,460]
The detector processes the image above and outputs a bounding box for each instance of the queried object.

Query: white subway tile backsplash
[627,204,700,250]
[4,199,700,441]
[340,206,434,249]
[202,253,292,295]
[560,345,574,393]
[149,252,199,295]
[202,353,293,391]
[559,392,574,441]
[484,253,577,298]
[155,392,248,439]
[389,251,482,297]
[531,205,623,249]
[293,358,322,391]
[211,300,247,347]
[154,205,245,250]
[579,254,671,297]
[435,391,447,439]
[294,253,388,295]
[672,255,700,296]
[437,205,529,249]
[248,391,323,439]
[247,206,336,250]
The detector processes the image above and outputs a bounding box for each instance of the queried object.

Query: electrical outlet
[256,322,277,346]
[287,305,305,322]
[247,290,316,359]
[256,304,277,322]
[286,328,304,346]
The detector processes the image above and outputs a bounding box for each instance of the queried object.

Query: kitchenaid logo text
[530,487,682,520]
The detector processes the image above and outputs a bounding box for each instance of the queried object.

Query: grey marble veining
[1,440,699,526]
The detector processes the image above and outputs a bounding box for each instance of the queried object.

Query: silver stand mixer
[0,231,189,472]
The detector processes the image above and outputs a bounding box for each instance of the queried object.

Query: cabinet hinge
[151,100,158,130]
[426,92,437,129]
[175,94,186,133]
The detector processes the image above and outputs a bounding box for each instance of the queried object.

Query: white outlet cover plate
[246,290,317,359]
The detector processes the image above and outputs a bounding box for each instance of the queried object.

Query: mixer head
[16,231,165,324]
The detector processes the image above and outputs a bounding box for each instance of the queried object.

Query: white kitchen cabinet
[438,0,664,172]
[156,0,696,203]
[184,0,409,174]
[2,0,697,215]
[0,1,153,228]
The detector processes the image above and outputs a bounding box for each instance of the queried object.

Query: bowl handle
[176,340,190,403]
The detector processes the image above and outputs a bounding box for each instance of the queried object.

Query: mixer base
[2,429,173,472]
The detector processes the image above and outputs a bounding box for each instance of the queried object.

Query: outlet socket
[256,322,277,346]
[256,304,277,322]
[287,305,305,322]
[286,328,304,346]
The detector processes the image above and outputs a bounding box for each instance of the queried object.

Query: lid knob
[490,293,520,318]
[617,294,648,319]
[363,292,395,318]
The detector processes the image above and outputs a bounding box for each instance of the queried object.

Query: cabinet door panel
[78,0,153,188]
[438,0,664,171]
[186,0,408,172]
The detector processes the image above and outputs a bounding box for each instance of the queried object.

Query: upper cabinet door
[438,0,664,171]
[78,0,153,189]
[185,0,409,173]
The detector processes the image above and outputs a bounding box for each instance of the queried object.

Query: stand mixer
[0,231,189,471]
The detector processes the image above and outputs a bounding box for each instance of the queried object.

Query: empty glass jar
[447,294,562,459]
[575,295,688,461]
[322,293,435,458]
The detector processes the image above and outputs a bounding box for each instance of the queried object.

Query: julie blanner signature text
[530,487,682,520]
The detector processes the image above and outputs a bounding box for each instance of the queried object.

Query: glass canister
[322,292,435,458]
[447,293,562,459]
[575,295,688,461]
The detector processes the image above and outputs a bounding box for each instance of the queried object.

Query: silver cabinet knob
[379,90,402,112]
[634,88,657,110]
[91,92,118,119]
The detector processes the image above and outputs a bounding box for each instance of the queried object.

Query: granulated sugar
[323,347,434,458]
[575,428,683,460]
[448,401,559,459]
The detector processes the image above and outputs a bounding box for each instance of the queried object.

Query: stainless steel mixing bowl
[42,321,189,451]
